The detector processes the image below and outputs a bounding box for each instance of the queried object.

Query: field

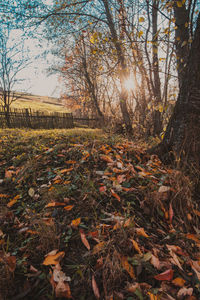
[0,128,200,299]
[4,92,69,113]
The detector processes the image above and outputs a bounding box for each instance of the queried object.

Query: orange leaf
[194,209,200,217]
[80,230,90,250]
[65,160,76,164]
[43,250,65,266]
[45,202,66,208]
[186,234,200,246]
[5,170,15,178]
[64,205,74,211]
[100,155,114,163]
[136,228,149,238]
[0,194,9,198]
[60,168,73,174]
[110,189,120,201]
[93,242,105,254]
[172,277,186,287]
[71,218,81,227]
[154,269,174,281]
[130,239,142,254]
[121,256,135,279]
[148,292,159,300]
[92,275,100,299]
[7,199,17,208]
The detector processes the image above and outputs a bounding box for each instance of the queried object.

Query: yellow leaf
[181,40,187,47]
[172,277,186,287]
[177,1,183,7]
[148,292,159,300]
[43,251,65,266]
[121,256,135,279]
[71,218,81,227]
[138,31,143,38]
[139,17,145,22]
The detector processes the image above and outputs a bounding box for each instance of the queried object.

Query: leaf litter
[0,128,200,299]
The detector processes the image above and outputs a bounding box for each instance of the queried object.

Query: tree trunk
[152,0,162,136]
[102,0,133,134]
[152,13,200,167]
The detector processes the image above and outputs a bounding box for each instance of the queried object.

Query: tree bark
[102,0,133,134]
[151,13,200,167]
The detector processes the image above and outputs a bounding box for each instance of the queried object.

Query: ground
[0,128,200,300]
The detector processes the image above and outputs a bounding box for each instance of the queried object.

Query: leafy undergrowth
[0,128,200,300]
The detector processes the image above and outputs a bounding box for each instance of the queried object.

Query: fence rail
[0,107,102,129]
[0,107,74,129]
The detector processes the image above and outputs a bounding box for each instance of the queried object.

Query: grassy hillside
[5,92,69,113]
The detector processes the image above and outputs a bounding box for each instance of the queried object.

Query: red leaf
[154,269,174,281]
[92,275,100,299]
[99,186,106,193]
[169,203,174,223]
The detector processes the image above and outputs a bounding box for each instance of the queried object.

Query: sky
[12,31,62,99]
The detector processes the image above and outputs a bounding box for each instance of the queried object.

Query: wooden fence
[0,107,74,129]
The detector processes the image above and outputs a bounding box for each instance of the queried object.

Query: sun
[124,75,134,92]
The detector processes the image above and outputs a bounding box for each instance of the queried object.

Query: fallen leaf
[6,255,16,272]
[154,269,174,281]
[71,218,81,227]
[167,245,183,270]
[130,239,142,254]
[80,229,90,250]
[158,186,171,193]
[92,274,100,299]
[28,188,35,197]
[93,242,105,254]
[0,194,9,198]
[110,189,120,201]
[100,155,114,163]
[43,250,65,266]
[45,202,66,208]
[99,186,106,193]
[148,292,159,300]
[65,160,76,164]
[121,255,135,279]
[60,168,73,174]
[169,203,174,223]
[136,227,149,238]
[177,287,193,298]
[150,254,160,269]
[64,205,74,211]
[5,170,15,178]
[7,199,17,208]
[172,277,186,287]
[127,282,139,293]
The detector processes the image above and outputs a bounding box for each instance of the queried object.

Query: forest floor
[0,128,200,300]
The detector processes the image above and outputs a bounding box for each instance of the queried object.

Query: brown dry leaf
[177,287,193,298]
[6,255,16,272]
[55,281,71,298]
[130,239,142,254]
[43,250,65,266]
[93,242,105,254]
[92,274,100,299]
[167,244,183,270]
[45,202,66,208]
[64,205,74,211]
[158,186,171,193]
[169,203,174,223]
[172,277,186,287]
[190,260,200,280]
[186,234,200,246]
[126,282,139,293]
[136,227,149,238]
[150,254,160,269]
[80,230,90,250]
[65,160,76,164]
[121,256,135,279]
[71,218,81,227]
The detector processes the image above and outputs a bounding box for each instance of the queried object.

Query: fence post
[25,108,32,128]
